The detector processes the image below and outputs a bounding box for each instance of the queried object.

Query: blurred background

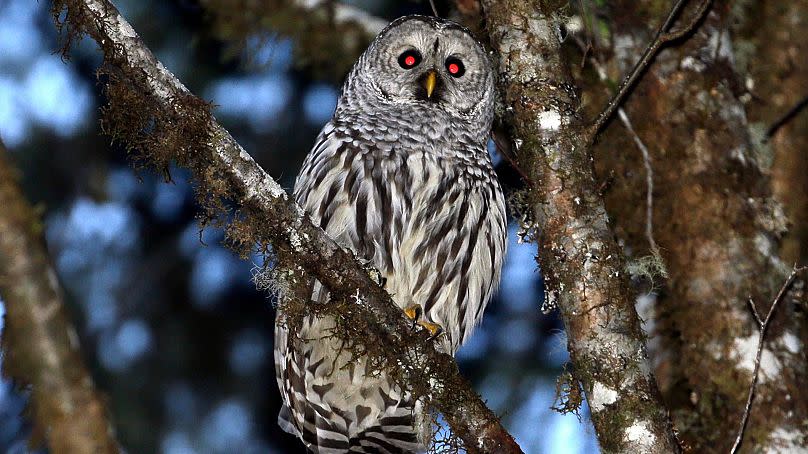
[0,0,600,452]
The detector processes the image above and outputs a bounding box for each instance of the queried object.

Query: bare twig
[575,35,661,257]
[617,108,660,256]
[491,132,531,182]
[428,0,439,17]
[731,265,807,454]
[53,0,521,452]
[588,0,712,143]
[765,94,808,139]
[0,141,120,453]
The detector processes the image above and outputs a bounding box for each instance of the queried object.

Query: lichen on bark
[481,1,680,452]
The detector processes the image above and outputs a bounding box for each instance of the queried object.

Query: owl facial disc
[342,15,495,123]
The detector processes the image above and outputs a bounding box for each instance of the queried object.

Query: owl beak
[423,70,438,99]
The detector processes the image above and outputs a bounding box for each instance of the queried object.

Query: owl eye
[445,57,465,78]
[398,50,422,69]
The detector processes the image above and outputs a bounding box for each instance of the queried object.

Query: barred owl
[275,15,507,453]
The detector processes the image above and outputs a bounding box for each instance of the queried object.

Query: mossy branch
[50,0,521,452]
[481,1,680,452]
[0,141,120,453]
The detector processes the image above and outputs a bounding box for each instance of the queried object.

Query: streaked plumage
[274,15,507,453]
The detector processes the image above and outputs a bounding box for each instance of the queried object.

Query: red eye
[445,57,465,78]
[398,50,422,69]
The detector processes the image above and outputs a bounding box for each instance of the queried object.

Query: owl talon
[403,304,422,321]
[417,321,444,339]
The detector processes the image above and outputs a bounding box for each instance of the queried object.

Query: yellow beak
[424,70,437,98]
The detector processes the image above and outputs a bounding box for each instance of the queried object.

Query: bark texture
[734,2,808,266]
[52,0,521,452]
[581,2,808,452]
[481,2,679,452]
[734,4,808,402]
[0,142,120,453]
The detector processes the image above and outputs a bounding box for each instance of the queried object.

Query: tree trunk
[0,141,120,453]
[481,1,680,452]
[580,2,808,451]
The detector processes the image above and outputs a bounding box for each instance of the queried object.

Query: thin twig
[428,0,439,17]
[574,34,660,256]
[587,0,712,144]
[731,265,808,454]
[617,107,660,256]
[765,94,808,139]
[746,297,763,326]
[575,0,595,65]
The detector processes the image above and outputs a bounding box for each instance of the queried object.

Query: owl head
[341,15,495,129]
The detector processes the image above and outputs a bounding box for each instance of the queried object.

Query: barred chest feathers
[295,105,507,353]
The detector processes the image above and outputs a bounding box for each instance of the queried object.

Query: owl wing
[275,122,427,453]
[293,121,399,272]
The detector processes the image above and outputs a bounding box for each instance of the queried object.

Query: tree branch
[0,141,120,453]
[765,94,808,139]
[51,0,520,452]
[588,0,712,143]
[731,265,807,454]
[481,1,680,452]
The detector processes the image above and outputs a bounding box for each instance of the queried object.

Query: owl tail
[346,413,426,453]
[279,403,427,453]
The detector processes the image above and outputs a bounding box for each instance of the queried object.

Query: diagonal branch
[51,0,521,452]
[588,0,712,143]
[765,94,808,139]
[0,141,120,453]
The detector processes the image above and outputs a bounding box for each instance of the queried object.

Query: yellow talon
[417,320,444,339]
[403,305,444,339]
[404,304,422,321]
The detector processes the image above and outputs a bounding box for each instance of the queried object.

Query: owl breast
[295,108,507,353]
